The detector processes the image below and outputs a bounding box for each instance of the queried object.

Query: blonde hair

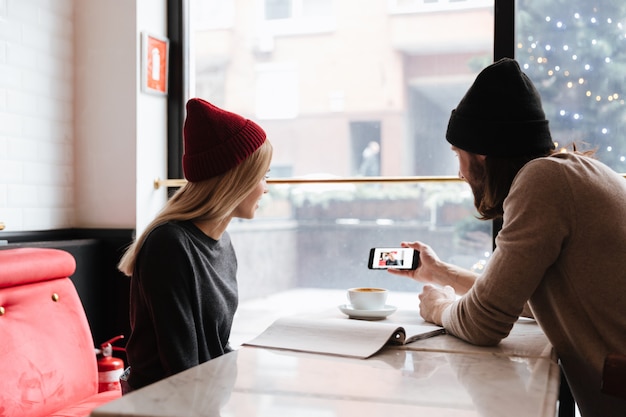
[118,140,273,276]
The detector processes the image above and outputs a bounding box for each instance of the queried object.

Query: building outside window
[186,0,626,300]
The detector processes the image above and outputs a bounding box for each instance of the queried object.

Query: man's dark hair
[475,145,595,220]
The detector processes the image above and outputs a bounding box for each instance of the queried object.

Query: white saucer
[338,304,397,320]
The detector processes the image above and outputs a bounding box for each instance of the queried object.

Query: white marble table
[90,289,560,417]
[231,289,556,360]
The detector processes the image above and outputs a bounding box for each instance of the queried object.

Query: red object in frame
[142,32,169,95]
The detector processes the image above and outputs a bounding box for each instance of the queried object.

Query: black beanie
[446,58,554,157]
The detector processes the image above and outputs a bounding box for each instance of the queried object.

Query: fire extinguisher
[97,335,125,393]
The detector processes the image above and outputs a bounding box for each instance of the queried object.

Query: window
[265,0,292,20]
[255,62,299,119]
[185,0,495,299]
[259,0,335,36]
[265,0,333,20]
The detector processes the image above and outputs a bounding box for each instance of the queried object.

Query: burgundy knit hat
[182,98,266,182]
[446,58,554,157]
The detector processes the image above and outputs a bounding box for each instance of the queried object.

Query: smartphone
[368,247,419,270]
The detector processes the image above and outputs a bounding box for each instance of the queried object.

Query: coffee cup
[347,287,388,310]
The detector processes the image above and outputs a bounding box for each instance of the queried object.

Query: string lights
[516,3,626,169]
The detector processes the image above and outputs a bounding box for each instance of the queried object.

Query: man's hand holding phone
[384,241,441,281]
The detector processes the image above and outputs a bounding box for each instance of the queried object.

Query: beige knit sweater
[442,152,626,416]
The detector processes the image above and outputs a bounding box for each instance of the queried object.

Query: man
[389,58,626,416]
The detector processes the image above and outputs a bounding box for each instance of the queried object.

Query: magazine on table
[243,309,446,359]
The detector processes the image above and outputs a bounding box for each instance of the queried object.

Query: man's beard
[467,157,486,212]
[470,181,485,212]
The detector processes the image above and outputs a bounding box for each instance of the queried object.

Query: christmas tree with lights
[516,0,626,171]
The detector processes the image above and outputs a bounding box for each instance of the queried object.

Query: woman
[117,98,273,392]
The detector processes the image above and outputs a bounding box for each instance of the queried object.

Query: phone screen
[368,247,419,270]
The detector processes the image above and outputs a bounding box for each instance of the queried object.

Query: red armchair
[0,248,121,417]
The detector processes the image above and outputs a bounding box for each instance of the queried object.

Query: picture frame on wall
[141,32,169,95]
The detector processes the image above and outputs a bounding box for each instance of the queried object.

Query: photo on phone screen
[367,247,419,270]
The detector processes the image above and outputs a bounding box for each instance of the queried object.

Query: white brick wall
[0,0,74,231]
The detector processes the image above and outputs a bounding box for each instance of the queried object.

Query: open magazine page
[243,309,445,359]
